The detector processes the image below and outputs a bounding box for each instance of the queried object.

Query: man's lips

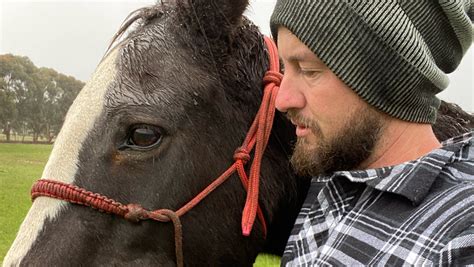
[291,119,311,137]
[296,125,311,137]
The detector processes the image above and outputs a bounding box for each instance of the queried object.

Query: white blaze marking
[3,48,119,266]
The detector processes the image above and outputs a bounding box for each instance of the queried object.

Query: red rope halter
[31,36,282,267]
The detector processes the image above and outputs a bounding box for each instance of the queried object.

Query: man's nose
[275,74,306,112]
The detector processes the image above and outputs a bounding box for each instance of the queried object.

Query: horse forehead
[105,38,213,111]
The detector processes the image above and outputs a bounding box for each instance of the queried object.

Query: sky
[1,0,473,112]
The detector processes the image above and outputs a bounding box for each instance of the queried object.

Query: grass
[0,143,280,266]
[254,254,281,266]
[0,143,52,263]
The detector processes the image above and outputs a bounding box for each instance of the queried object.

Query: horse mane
[103,2,175,61]
[434,101,474,141]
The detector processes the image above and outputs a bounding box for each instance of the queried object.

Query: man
[270,0,473,265]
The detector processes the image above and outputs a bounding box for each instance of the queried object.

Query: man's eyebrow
[286,50,324,65]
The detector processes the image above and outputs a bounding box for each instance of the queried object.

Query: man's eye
[301,69,321,79]
[121,125,163,150]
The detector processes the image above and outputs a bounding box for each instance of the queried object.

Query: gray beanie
[271,0,473,123]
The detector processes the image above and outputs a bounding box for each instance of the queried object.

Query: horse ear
[193,0,248,24]
[177,0,249,35]
[208,0,249,25]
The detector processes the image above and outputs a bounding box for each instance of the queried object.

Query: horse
[4,0,474,266]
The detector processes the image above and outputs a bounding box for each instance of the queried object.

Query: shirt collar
[330,131,474,205]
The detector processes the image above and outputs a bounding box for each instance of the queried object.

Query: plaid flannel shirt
[282,131,474,266]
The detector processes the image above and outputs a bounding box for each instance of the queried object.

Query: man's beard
[288,106,384,177]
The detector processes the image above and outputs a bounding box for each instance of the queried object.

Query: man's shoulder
[438,130,474,184]
[441,130,474,147]
[424,131,474,211]
[442,160,474,183]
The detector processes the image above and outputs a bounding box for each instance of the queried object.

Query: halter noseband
[31,36,282,267]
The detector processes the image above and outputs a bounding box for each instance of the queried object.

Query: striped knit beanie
[270,0,473,123]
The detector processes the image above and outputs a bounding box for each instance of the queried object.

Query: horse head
[4,1,307,266]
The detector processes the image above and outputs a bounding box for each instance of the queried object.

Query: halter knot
[233,147,251,164]
[124,204,149,222]
[149,209,173,222]
[263,70,283,86]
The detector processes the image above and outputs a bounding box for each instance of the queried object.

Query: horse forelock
[3,48,121,266]
[103,2,174,62]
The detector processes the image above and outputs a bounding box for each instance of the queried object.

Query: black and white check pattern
[282,131,474,266]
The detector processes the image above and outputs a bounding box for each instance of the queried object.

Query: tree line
[0,54,84,143]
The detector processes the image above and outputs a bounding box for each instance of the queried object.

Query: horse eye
[123,125,162,150]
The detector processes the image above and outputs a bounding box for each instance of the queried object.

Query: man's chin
[296,130,319,144]
[291,111,384,177]
[290,139,322,176]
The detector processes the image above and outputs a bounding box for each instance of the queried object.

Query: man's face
[276,27,384,176]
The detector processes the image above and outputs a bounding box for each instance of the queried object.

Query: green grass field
[0,143,279,266]
[0,143,52,263]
